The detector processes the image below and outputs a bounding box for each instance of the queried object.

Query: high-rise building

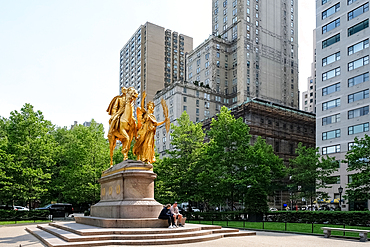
[187,0,299,108]
[119,22,193,104]
[316,0,370,211]
[301,31,317,114]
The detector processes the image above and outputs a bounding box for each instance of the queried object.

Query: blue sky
[0,0,315,132]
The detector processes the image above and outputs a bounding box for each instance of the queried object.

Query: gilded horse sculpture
[107,87,138,166]
[107,89,169,166]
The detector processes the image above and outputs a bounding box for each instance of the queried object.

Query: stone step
[212,228,240,234]
[49,222,203,236]
[26,226,224,246]
[224,231,257,237]
[37,224,214,242]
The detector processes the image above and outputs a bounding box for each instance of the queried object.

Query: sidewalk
[0,223,367,247]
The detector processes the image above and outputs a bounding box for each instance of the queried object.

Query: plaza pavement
[0,222,367,247]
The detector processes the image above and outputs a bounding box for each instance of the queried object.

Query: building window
[322,129,341,140]
[348,3,369,20]
[183,105,187,111]
[348,106,369,119]
[196,108,199,116]
[322,98,340,111]
[322,52,340,66]
[322,114,340,125]
[348,0,359,4]
[322,33,340,48]
[348,175,353,183]
[322,18,340,34]
[348,56,369,71]
[348,89,369,103]
[322,82,340,96]
[322,3,340,20]
[348,39,369,55]
[348,72,369,87]
[183,96,187,103]
[348,122,369,135]
[322,67,340,81]
[322,0,328,4]
[322,145,341,154]
[348,19,369,36]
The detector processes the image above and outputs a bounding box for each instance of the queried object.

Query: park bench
[321,227,369,242]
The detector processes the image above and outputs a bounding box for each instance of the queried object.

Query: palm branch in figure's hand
[161,98,170,133]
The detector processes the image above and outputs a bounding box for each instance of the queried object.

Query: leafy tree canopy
[344,135,370,201]
[289,143,338,202]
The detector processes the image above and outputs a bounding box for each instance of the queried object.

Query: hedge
[0,210,50,221]
[184,211,370,226]
[266,211,370,226]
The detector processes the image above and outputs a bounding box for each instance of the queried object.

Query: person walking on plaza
[158,204,175,228]
[170,202,183,227]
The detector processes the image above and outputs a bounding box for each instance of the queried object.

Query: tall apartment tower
[119,22,193,104]
[301,31,317,114]
[316,0,369,210]
[196,0,299,108]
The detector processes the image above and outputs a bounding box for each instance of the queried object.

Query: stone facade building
[187,0,300,108]
[153,81,223,154]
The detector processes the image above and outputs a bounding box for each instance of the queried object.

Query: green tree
[0,117,15,204]
[244,137,286,214]
[199,107,252,210]
[289,143,338,206]
[2,104,57,208]
[51,120,110,205]
[154,111,205,204]
[199,107,285,212]
[344,135,370,201]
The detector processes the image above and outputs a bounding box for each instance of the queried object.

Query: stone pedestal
[76,160,165,228]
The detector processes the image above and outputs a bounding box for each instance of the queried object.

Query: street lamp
[338,186,343,211]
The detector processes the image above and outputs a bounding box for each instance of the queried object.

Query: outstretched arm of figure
[156,118,168,127]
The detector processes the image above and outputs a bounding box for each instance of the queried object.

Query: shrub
[185,211,370,226]
[0,210,49,221]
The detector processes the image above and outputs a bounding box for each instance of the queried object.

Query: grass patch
[0,220,51,225]
[187,220,370,237]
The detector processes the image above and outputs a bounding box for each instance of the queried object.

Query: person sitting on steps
[158,204,175,228]
[170,202,183,227]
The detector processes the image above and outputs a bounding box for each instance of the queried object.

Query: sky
[0,0,315,133]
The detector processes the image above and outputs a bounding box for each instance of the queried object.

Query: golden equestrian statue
[133,91,170,164]
[107,87,138,166]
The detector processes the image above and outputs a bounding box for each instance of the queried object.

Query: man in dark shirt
[158,204,175,228]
